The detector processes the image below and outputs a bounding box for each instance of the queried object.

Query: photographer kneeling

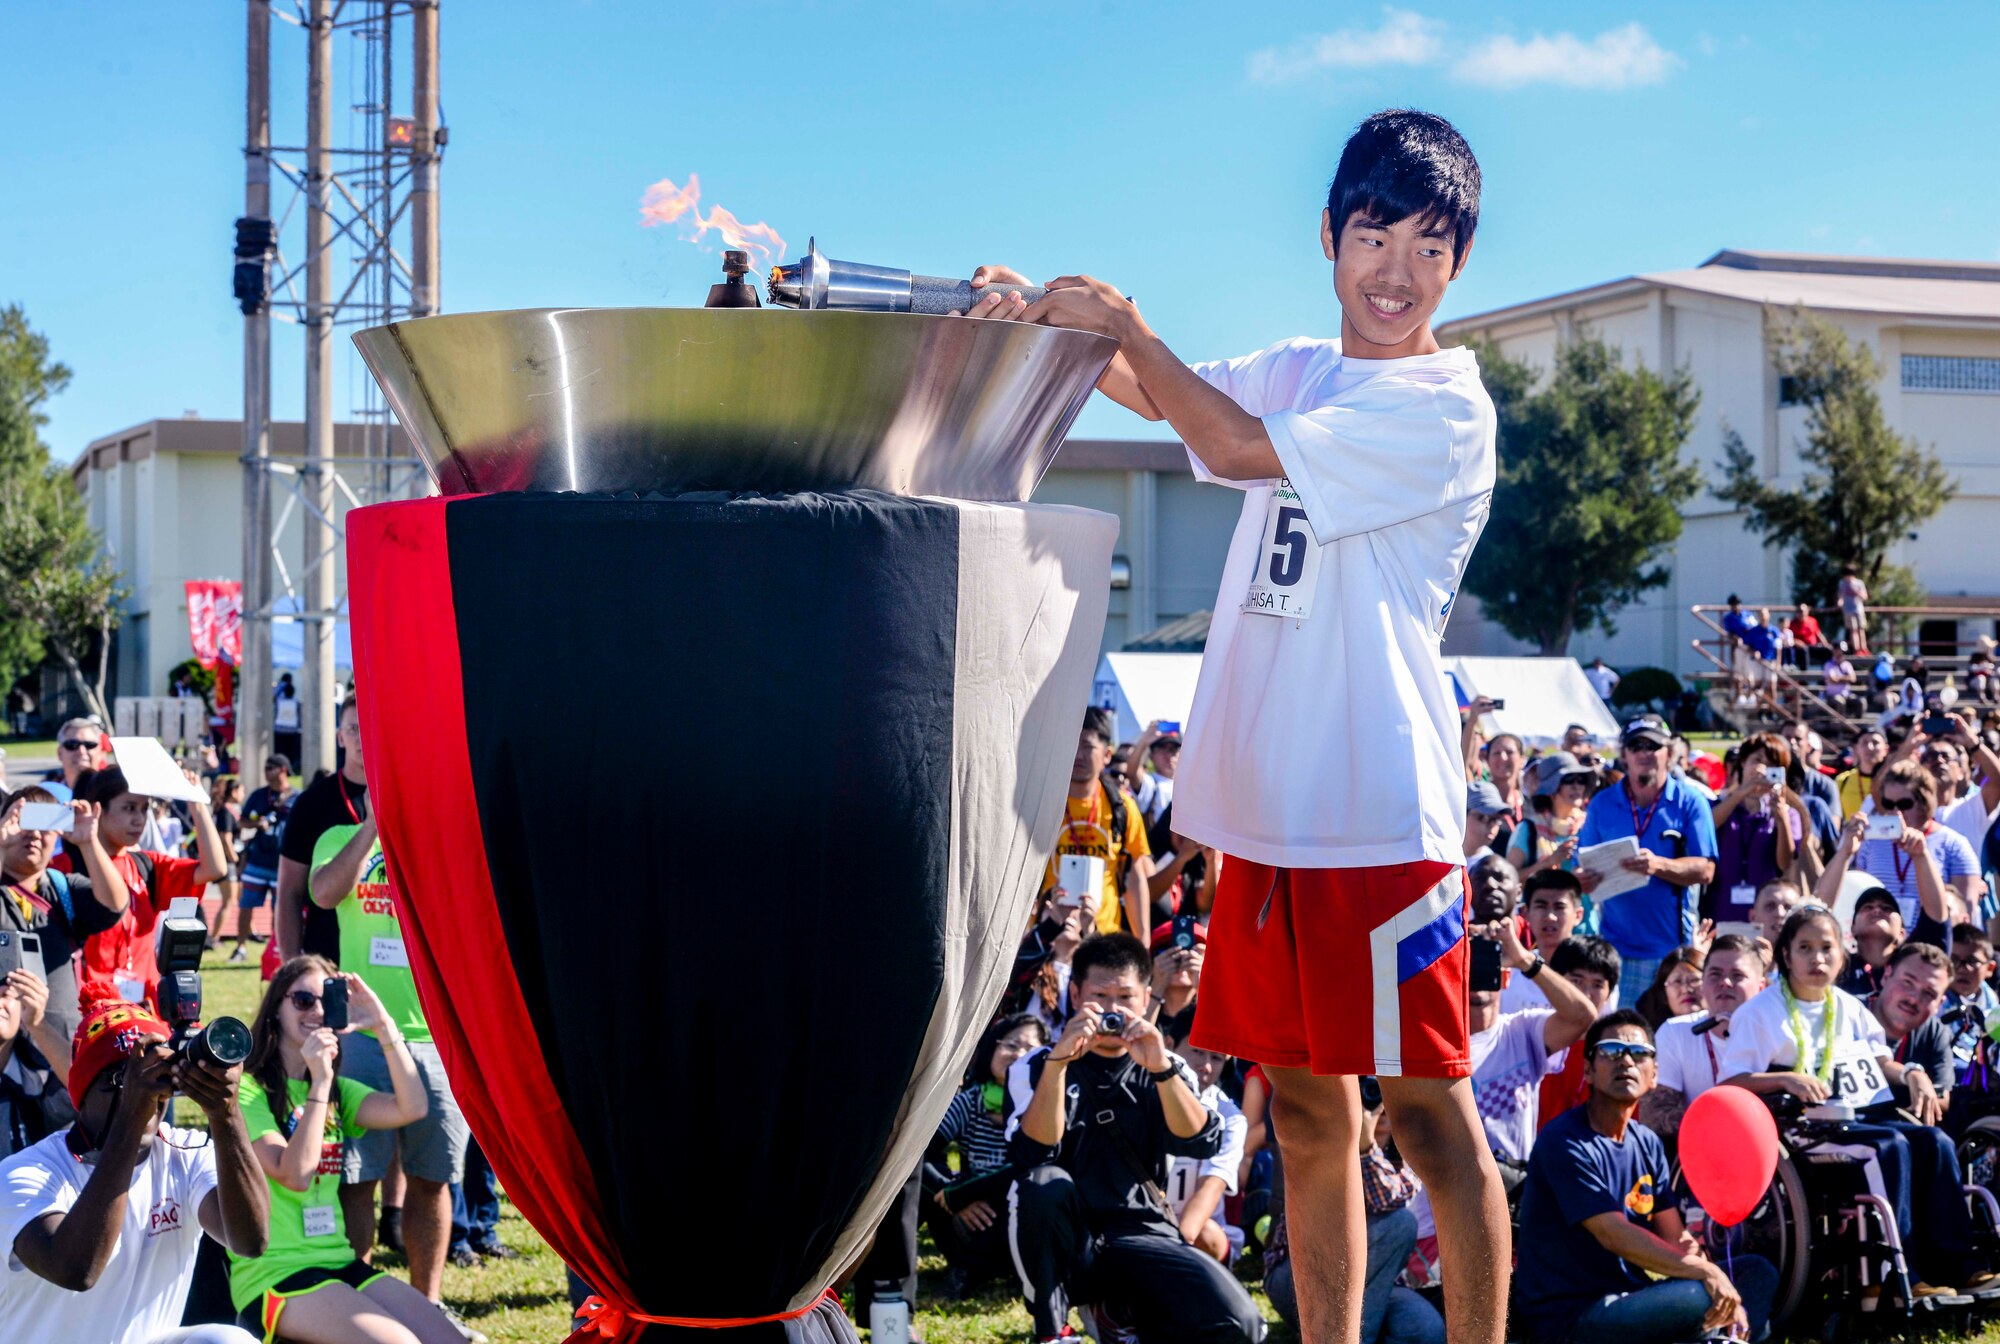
[1006,934,1264,1344]
[229,955,451,1344]
[0,990,269,1344]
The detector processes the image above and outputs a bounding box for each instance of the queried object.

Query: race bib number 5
[1243,479,1322,620]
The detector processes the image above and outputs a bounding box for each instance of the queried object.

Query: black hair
[1326,109,1480,269]
[1552,934,1622,993]
[1944,924,1992,956]
[1584,1008,1654,1056]
[1775,903,1846,981]
[1072,931,1150,986]
[968,1012,1048,1086]
[2,784,58,811]
[265,754,292,773]
[1080,706,1115,749]
[76,767,130,807]
[1522,867,1584,903]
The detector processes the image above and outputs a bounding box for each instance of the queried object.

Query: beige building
[71,416,421,701]
[1033,438,1239,656]
[1438,250,2000,675]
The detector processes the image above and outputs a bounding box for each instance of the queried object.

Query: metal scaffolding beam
[237,0,442,778]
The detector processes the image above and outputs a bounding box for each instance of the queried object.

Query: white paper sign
[108,737,208,804]
[1577,836,1650,901]
[303,1205,338,1239]
[369,936,409,969]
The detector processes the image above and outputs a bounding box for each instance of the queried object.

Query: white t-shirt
[1716,984,1891,1108]
[1470,1008,1563,1162]
[1938,790,1996,858]
[1173,339,1496,868]
[1654,1010,1735,1103]
[1585,665,1620,699]
[1167,1087,1246,1225]
[0,1127,221,1344]
[1850,824,1980,925]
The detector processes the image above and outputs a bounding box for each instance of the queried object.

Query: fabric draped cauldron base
[343,489,1114,1342]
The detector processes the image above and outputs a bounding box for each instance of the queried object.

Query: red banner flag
[184,580,244,669]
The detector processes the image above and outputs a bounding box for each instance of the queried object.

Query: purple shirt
[1709,803,1801,921]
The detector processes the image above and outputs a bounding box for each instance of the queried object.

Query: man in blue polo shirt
[1578,716,1718,1008]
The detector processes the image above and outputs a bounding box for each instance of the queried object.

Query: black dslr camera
[154,915,253,1069]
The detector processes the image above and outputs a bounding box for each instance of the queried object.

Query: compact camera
[1098,1010,1128,1035]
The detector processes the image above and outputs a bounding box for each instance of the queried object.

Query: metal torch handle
[907,275,1049,316]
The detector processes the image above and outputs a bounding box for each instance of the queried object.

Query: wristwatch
[1522,952,1546,979]
[1148,1063,1181,1082]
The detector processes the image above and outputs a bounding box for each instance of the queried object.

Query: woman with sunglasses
[228,955,455,1344]
[1814,759,1977,935]
[1718,905,1999,1300]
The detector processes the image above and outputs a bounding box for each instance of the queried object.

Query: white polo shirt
[1173,338,1496,868]
[0,1126,221,1344]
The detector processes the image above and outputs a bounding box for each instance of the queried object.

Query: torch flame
[640,173,787,271]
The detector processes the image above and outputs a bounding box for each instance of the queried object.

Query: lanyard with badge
[1242,480,1322,623]
[281,1094,342,1239]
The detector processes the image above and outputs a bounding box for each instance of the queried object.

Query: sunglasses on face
[1591,1041,1657,1062]
[59,739,102,752]
[287,990,323,1012]
[1881,796,1921,813]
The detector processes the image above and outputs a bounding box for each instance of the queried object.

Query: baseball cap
[1621,715,1671,748]
[1466,781,1509,816]
[1852,886,1901,919]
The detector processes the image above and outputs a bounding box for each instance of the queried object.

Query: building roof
[71,416,409,485]
[1440,249,2000,335]
[1124,609,1211,653]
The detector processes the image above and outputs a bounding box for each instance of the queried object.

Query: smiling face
[989,1023,1044,1084]
[278,967,329,1051]
[1486,737,1522,787]
[1662,961,1704,1017]
[1855,731,1888,773]
[1878,956,1948,1038]
[1322,208,1463,360]
[0,814,53,880]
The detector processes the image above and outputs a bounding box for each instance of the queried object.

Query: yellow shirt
[1044,786,1152,934]
[1836,769,1873,820]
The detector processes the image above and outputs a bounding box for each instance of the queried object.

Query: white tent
[1092,652,1201,744]
[1447,656,1621,749]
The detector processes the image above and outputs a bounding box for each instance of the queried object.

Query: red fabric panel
[345,497,640,1322]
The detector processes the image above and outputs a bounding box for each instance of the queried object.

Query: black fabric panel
[446,491,956,1319]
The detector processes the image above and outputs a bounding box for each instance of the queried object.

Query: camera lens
[183,1017,253,1069]
[1099,1010,1127,1034]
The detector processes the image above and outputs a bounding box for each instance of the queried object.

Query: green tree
[1461,331,1703,654]
[1714,306,1954,613]
[0,303,122,721]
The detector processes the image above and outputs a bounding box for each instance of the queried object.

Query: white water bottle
[868,1281,910,1344]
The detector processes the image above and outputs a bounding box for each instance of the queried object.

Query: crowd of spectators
[5,661,2000,1343]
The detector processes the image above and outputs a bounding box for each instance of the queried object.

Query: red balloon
[1680,1086,1780,1226]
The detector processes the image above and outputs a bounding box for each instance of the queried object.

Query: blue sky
[5,2,1999,458]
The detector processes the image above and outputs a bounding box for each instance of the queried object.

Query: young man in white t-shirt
[975,110,1498,1343]
[0,992,268,1344]
[1639,934,1767,1140]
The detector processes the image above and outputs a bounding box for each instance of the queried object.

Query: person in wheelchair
[1515,1010,1778,1342]
[1718,904,2000,1299]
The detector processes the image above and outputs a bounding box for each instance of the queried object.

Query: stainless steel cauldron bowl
[352,307,1118,500]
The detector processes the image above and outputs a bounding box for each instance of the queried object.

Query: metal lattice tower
[237,0,441,779]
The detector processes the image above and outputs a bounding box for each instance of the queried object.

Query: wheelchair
[1672,1090,2000,1337]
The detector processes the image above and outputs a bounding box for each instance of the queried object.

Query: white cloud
[1247,9,1445,86]
[1452,22,1680,90]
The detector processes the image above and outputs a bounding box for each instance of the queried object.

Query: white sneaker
[437,1301,488,1344]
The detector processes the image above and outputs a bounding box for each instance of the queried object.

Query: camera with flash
[155,915,252,1069]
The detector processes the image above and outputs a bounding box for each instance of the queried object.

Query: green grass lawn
[183,947,2000,1344]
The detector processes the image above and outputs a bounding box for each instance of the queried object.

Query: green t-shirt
[310,826,430,1043]
[229,1073,375,1309]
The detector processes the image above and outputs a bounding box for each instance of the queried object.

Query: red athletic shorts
[1189,856,1469,1078]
